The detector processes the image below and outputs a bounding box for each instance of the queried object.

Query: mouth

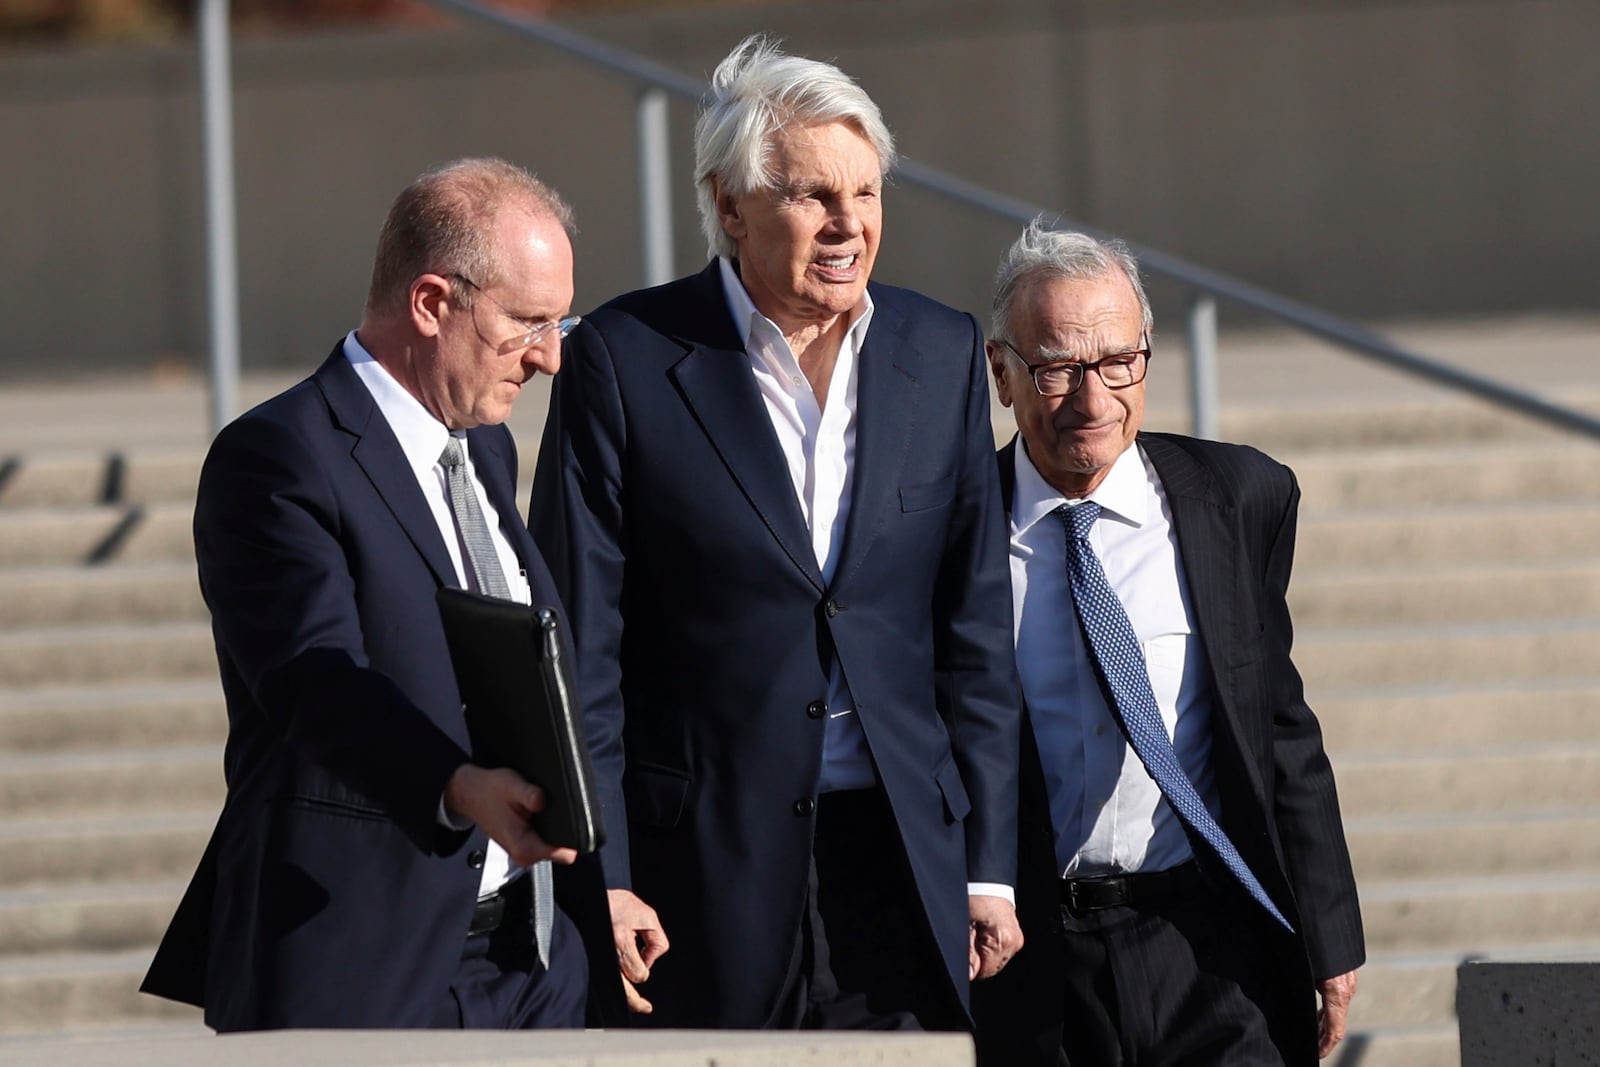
[812,253,860,279]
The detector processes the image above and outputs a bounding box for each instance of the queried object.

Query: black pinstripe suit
[973,432,1365,1066]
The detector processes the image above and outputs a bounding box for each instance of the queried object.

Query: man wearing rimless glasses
[143,157,617,1032]
[971,220,1364,1066]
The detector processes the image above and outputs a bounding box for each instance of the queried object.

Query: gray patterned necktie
[440,436,556,967]
[1059,501,1292,932]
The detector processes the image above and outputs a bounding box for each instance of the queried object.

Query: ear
[985,340,1015,409]
[711,175,747,243]
[409,273,452,338]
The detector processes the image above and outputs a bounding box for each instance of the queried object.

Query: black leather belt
[1060,860,1204,916]
[468,872,529,937]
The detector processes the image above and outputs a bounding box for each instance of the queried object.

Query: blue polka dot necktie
[1059,501,1292,931]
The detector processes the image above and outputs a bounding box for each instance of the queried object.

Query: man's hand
[968,894,1023,980]
[608,888,669,1013]
[1317,969,1358,1057]
[442,764,577,868]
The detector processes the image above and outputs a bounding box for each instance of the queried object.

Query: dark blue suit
[141,348,613,1030]
[529,263,1021,1027]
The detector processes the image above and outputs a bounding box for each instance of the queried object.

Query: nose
[524,337,562,377]
[827,198,864,238]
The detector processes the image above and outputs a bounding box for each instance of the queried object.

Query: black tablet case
[435,588,605,853]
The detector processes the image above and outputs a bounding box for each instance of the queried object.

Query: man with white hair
[530,36,1023,1030]
[970,221,1363,1065]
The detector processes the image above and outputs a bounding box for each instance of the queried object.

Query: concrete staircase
[2,361,1599,1065]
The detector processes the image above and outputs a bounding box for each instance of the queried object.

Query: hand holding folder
[435,588,606,853]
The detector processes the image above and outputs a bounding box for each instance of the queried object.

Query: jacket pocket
[933,752,971,824]
[284,793,389,823]
[899,476,956,513]
[628,762,691,829]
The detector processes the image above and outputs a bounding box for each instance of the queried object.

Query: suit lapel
[833,295,921,587]
[667,275,825,591]
[315,350,458,589]
[1140,434,1272,806]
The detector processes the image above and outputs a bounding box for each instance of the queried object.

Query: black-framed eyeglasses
[997,336,1151,397]
[448,273,581,350]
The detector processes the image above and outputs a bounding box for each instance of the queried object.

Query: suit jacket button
[467,849,486,869]
[806,700,827,720]
[824,600,839,618]
[794,797,816,817]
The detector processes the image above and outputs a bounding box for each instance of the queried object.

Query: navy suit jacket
[972,433,1366,1065]
[529,262,1022,1027]
[141,348,614,1030]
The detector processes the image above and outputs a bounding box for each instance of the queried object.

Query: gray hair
[366,157,575,317]
[990,217,1154,342]
[693,35,896,260]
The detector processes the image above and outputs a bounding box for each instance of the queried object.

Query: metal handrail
[199,0,1600,443]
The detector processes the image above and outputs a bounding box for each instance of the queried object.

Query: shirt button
[794,797,816,816]
[790,375,803,387]
[807,700,828,720]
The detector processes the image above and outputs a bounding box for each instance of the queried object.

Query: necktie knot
[1057,500,1100,541]
[439,437,465,471]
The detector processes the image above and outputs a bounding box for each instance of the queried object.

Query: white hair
[693,35,896,260]
[991,217,1154,341]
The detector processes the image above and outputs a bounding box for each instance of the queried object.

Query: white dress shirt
[718,262,1011,904]
[344,331,527,898]
[1008,440,1221,877]
[717,257,876,793]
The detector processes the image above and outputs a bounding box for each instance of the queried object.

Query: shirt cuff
[967,882,1016,907]
[437,795,472,831]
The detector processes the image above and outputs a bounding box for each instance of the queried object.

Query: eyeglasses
[448,273,580,350]
[997,336,1151,397]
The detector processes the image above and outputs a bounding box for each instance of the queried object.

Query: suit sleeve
[1259,465,1366,980]
[933,313,1023,888]
[529,320,634,889]
[194,416,470,837]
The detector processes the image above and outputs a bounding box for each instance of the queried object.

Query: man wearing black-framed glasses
[971,220,1364,1067]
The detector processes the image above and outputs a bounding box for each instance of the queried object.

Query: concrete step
[0,746,223,819]
[1332,1027,1458,1067]
[0,563,204,629]
[1288,443,1600,514]
[1290,559,1600,628]
[0,621,216,690]
[1297,618,1600,690]
[1360,872,1600,955]
[1316,681,1600,754]
[1346,808,1600,880]
[1296,500,1600,569]
[0,503,193,567]
[1218,395,1595,453]
[0,882,184,958]
[1332,742,1600,819]
[0,950,202,1034]
[0,451,201,510]
[1350,941,1600,1031]
[0,681,224,754]
[0,813,211,891]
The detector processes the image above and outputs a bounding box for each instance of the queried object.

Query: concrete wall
[1457,961,1600,1065]
[2,0,1595,379]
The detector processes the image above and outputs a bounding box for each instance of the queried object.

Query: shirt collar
[342,330,457,481]
[716,255,875,356]
[1010,437,1150,537]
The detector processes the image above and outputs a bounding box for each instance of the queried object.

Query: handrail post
[636,87,673,287]
[1185,293,1219,440]
[198,0,241,436]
